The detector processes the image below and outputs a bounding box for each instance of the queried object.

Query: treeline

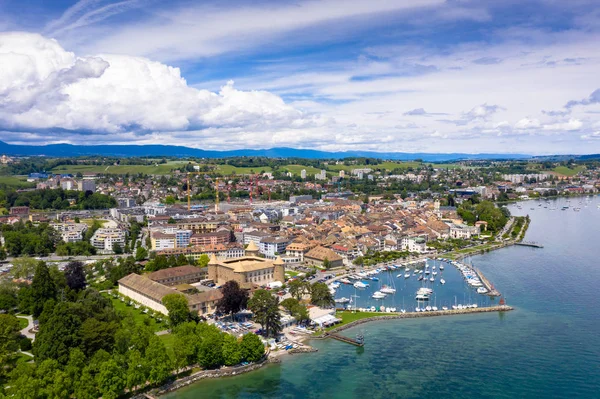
[0,188,116,211]
[0,222,59,257]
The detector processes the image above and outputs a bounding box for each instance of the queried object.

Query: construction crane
[187,172,221,212]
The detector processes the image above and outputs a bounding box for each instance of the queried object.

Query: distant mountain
[0,141,531,161]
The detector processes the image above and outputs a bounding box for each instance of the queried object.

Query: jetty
[474,268,501,296]
[326,332,364,347]
[515,241,544,248]
[324,305,513,337]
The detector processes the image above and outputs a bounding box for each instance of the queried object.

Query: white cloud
[581,131,600,140]
[543,118,583,131]
[515,118,541,129]
[0,32,321,135]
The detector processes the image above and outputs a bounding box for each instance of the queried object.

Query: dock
[515,241,543,248]
[474,268,501,296]
[326,332,364,347]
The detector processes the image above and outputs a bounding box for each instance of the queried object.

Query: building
[147,265,206,286]
[285,242,313,262]
[289,195,312,204]
[118,273,222,316]
[449,223,480,239]
[78,179,96,193]
[91,228,126,252]
[300,169,306,179]
[151,232,176,250]
[60,179,75,190]
[117,198,137,208]
[189,229,231,246]
[175,229,192,248]
[401,236,428,253]
[9,206,29,216]
[259,236,290,258]
[208,254,285,286]
[304,246,344,268]
[51,222,88,242]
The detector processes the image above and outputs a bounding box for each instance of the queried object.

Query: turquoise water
[165,196,600,398]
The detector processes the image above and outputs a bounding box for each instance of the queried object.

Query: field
[52,160,190,175]
[0,175,35,188]
[17,317,29,330]
[104,294,169,332]
[551,166,585,176]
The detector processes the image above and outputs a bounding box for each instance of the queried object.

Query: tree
[247,289,281,338]
[310,282,334,308]
[222,334,242,366]
[288,279,309,300]
[322,258,331,269]
[135,246,148,261]
[9,257,38,279]
[196,253,210,268]
[240,333,264,363]
[112,242,123,255]
[280,297,299,314]
[145,335,172,384]
[125,349,148,390]
[195,323,224,369]
[96,359,126,399]
[172,322,198,370]
[30,261,57,317]
[0,314,21,378]
[0,281,18,313]
[216,280,249,319]
[162,293,190,327]
[64,261,87,291]
[0,246,6,261]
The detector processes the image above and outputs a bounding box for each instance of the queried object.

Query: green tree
[280,297,300,313]
[196,253,210,267]
[125,349,148,390]
[145,336,172,384]
[135,246,148,261]
[288,279,309,300]
[310,282,334,308]
[31,261,57,317]
[222,333,242,366]
[9,257,38,279]
[247,289,281,338]
[112,242,123,255]
[162,293,190,327]
[196,323,224,369]
[172,322,198,370]
[96,359,126,399]
[322,257,331,269]
[240,333,264,363]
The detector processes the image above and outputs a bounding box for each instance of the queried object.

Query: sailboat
[440,278,446,285]
[400,297,406,314]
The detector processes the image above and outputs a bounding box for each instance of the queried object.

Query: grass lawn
[103,294,169,332]
[551,165,585,177]
[80,218,108,227]
[213,164,273,175]
[159,333,176,361]
[325,311,389,331]
[17,317,29,330]
[15,352,34,364]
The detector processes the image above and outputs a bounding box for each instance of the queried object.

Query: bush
[18,335,32,351]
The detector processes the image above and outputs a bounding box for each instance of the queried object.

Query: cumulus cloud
[542,118,583,131]
[464,103,504,121]
[581,131,600,140]
[0,32,320,136]
[515,117,541,129]
[565,88,600,108]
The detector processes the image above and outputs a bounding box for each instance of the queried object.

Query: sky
[1,0,600,154]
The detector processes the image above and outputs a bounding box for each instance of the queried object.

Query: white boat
[340,278,351,284]
[429,277,435,282]
[425,305,432,312]
[439,265,445,270]
[432,271,438,276]
[432,306,438,311]
[415,293,430,300]
[442,306,448,311]
[440,278,446,285]
[477,287,488,294]
[404,273,411,279]
[335,297,350,303]
[353,281,368,289]
[380,286,396,294]
[372,291,386,299]
[331,282,341,289]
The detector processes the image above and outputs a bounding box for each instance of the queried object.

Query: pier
[474,268,501,296]
[515,241,544,248]
[325,305,514,337]
[326,332,365,347]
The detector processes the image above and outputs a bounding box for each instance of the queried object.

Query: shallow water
[165,195,600,398]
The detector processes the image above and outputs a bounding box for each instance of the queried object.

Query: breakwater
[148,353,275,397]
[326,305,514,335]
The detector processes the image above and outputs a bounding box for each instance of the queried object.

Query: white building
[78,179,96,192]
[259,237,290,258]
[448,223,480,239]
[300,169,306,179]
[401,236,428,253]
[91,228,127,252]
[51,223,88,242]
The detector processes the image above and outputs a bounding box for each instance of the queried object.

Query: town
[0,155,598,397]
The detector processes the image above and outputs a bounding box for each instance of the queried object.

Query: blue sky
[1,0,600,154]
